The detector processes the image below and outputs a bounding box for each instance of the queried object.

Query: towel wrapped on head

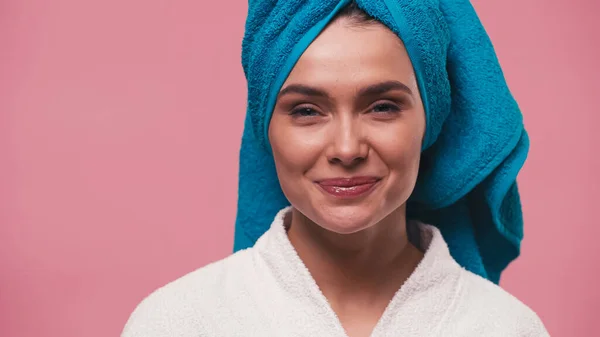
[234,0,529,284]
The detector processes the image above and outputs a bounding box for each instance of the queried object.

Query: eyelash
[289,102,402,117]
[371,102,401,114]
[289,106,321,117]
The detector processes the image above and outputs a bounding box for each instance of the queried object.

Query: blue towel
[234,0,529,284]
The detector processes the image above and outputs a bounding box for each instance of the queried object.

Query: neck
[287,206,423,308]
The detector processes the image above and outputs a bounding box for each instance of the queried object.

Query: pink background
[1,0,598,336]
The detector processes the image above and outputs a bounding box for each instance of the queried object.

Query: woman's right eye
[290,107,320,117]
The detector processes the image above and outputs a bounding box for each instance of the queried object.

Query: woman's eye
[290,107,320,117]
[371,103,400,114]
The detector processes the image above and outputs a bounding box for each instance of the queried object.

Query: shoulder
[120,248,256,337]
[446,269,549,336]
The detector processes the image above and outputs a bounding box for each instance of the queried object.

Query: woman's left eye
[371,103,400,114]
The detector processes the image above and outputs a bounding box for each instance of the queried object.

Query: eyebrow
[277,80,413,100]
[358,80,413,97]
[277,84,329,99]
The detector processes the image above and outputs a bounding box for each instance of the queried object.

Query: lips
[315,176,381,199]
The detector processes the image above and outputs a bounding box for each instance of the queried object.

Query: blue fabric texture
[235,0,529,284]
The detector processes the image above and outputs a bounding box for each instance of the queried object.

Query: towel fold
[234,0,528,283]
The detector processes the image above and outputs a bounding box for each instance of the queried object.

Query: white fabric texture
[122,207,549,337]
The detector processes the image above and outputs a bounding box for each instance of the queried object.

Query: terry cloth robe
[122,207,549,337]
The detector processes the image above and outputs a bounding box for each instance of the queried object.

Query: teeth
[332,186,360,192]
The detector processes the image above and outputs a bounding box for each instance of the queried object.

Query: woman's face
[268,18,425,234]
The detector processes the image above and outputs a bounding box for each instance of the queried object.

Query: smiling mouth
[315,176,381,199]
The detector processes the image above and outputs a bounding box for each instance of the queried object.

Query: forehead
[284,20,417,88]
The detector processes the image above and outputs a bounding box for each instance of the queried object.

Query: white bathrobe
[122,208,549,337]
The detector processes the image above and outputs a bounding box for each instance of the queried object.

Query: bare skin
[268,17,426,337]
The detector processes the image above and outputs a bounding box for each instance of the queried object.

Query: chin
[313,205,379,234]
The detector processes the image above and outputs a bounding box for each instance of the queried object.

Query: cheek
[269,119,325,208]
[369,123,422,183]
[269,118,322,177]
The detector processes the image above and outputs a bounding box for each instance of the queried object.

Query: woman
[122,1,548,336]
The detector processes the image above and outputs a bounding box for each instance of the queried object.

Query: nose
[325,118,368,167]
